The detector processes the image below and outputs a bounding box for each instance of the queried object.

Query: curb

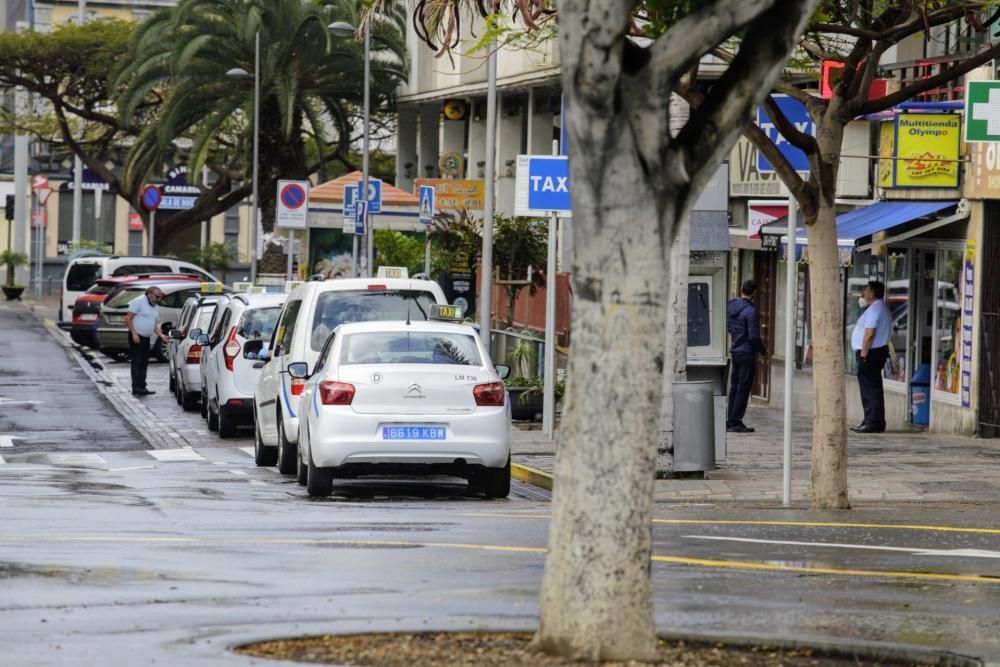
[511,462,553,491]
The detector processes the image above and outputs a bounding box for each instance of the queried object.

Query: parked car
[97,281,230,362]
[167,294,229,411]
[68,274,201,348]
[288,316,512,498]
[59,254,218,325]
[250,271,449,473]
[198,292,286,438]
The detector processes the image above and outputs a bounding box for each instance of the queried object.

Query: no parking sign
[276,180,310,229]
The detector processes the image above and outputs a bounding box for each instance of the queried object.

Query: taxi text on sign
[514,155,573,217]
[755,95,816,173]
[276,179,310,229]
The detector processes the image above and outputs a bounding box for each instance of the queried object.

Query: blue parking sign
[516,156,571,216]
[358,178,382,213]
[355,200,367,235]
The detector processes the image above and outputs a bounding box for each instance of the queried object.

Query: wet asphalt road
[2,305,1000,665]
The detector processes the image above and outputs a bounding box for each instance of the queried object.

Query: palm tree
[114,0,407,241]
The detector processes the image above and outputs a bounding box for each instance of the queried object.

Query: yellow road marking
[463,513,1000,536]
[2,534,998,584]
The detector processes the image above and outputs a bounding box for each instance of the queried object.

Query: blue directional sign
[756,95,815,173]
[358,178,382,213]
[355,200,368,235]
[515,155,572,217]
[418,185,435,225]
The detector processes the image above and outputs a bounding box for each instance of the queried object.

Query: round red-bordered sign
[141,184,163,211]
[280,183,307,210]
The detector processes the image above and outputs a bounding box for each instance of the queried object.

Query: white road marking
[237,447,255,457]
[147,448,205,462]
[109,466,155,472]
[47,453,106,466]
[229,470,248,476]
[0,435,24,448]
[0,455,5,465]
[249,479,268,486]
[0,398,43,407]
[685,535,1000,560]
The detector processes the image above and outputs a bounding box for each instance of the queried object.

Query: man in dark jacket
[726,280,767,433]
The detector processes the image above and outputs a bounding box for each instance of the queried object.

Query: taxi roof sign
[376,266,408,279]
[233,281,252,293]
[430,304,464,321]
[200,282,225,294]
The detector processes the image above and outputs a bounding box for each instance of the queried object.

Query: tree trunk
[806,172,850,509]
[532,124,672,662]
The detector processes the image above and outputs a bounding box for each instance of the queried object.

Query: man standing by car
[125,286,169,396]
[727,280,766,433]
[851,280,891,433]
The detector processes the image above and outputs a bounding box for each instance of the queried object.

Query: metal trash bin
[672,380,716,473]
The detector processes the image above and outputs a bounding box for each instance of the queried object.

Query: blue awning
[761,200,958,245]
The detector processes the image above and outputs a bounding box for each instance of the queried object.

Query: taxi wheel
[296,448,308,486]
[174,377,183,405]
[474,457,511,499]
[218,405,237,439]
[168,372,176,394]
[254,419,277,467]
[306,459,333,497]
[200,390,208,419]
[181,390,199,412]
[276,416,297,475]
[207,400,219,432]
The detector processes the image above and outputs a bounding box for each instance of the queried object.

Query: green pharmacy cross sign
[965,81,1000,143]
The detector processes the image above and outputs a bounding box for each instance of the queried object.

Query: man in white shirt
[850,280,891,433]
[125,286,169,396]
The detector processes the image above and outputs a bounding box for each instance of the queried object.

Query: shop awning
[759,200,957,245]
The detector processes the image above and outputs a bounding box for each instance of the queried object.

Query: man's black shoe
[850,424,882,433]
[132,389,156,396]
[727,423,754,433]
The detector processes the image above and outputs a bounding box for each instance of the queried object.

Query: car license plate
[382,426,445,440]
[106,315,124,324]
[79,314,98,321]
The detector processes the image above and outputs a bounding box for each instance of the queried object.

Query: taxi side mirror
[287,362,309,379]
[494,364,511,380]
[169,329,185,341]
[197,334,210,346]
[243,340,264,359]
[189,328,203,340]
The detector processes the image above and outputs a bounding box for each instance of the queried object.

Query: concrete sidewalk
[510,407,1000,505]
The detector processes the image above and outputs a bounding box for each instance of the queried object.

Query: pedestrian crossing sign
[965,81,1000,143]
[418,185,435,225]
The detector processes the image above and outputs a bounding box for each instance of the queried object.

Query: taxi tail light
[319,381,355,405]
[223,327,240,371]
[291,378,306,396]
[473,382,505,406]
[185,344,202,364]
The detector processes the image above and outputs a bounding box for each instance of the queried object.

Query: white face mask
[858,296,868,308]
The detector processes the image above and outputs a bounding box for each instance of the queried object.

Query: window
[224,209,240,249]
[935,249,963,394]
[106,287,147,309]
[884,249,910,383]
[843,255,880,376]
[128,230,143,256]
[112,264,172,277]
[177,303,194,331]
[272,300,302,356]
[66,263,102,292]
[314,333,337,372]
[238,307,280,341]
[340,332,482,366]
[180,267,214,281]
[309,289,438,351]
[194,304,218,332]
[211,308,233,344]
[687,282,710,347]
[158,289,199,309]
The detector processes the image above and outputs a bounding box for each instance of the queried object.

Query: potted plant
[0,249,29,301]
[505,374,566,422]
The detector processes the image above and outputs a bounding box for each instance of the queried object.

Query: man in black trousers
[726,280,767,433]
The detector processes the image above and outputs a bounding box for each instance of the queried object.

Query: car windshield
[66,263,102,292]
[238,307,280,340]
[85,283,115,295]
[340,332,482,366]
[310,290,438,351]
[106,287,148,309]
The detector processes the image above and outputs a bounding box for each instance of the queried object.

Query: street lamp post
[72,0,85,250]
[329,20,368,277]
[225,30,261,284]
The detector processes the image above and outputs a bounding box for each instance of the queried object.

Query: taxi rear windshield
[310,290,438,351]
[238,307,280,341]
[105,287,147,309]
[340,332,482,366]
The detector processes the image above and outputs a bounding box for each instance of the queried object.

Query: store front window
[884,249,909,383]
[844,255,879,376]
[935,249,963,395]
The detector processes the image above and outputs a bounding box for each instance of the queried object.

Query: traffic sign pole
[149,210,156,255]
[286,229,294,281]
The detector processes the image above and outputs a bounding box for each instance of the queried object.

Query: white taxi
[288,309,512,499]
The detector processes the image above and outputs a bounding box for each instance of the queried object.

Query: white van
[250,271,450,473]
[60,255,218,324]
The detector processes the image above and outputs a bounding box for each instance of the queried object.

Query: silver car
[168,295,228,411]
